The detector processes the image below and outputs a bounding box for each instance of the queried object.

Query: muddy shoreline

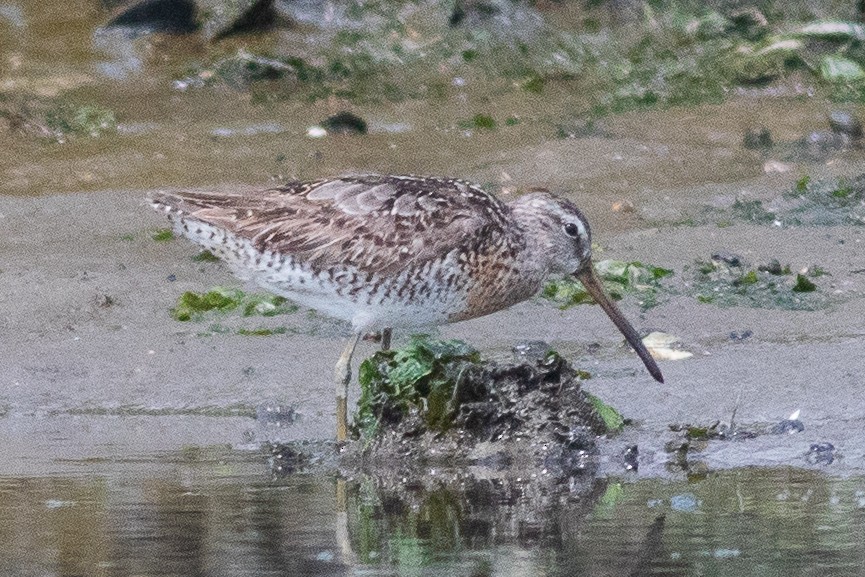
[2,167,863,479]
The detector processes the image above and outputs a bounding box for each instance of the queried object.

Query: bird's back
[150,175,540,330]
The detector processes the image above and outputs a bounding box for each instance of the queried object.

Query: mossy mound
[347,336,618,483]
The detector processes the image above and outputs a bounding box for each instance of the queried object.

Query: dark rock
[449,0,501,27]
[106,0,198,34]
[758,258,785,275]
[729,330,753,342]
[210,0,279,39]
[623,444,639,471]
[728,7,768,40]
[321,111,368,135]
[105,0,281,39]
[711,251,742,267]
[269,443,307,475]
[805,442,836,465]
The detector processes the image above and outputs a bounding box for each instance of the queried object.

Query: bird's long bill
[575,266,664,383]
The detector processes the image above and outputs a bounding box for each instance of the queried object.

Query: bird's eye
[563,222,581,238]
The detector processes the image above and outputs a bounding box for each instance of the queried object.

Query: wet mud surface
[2,136,863,481]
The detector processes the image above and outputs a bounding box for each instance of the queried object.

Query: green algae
[357,336,480,439]
[543,259,673,311]
[690,258,828,310]
[171,286,299,322]
[192,250,221,262]
[151,228,174,242]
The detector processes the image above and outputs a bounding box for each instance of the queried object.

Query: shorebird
[151,174,663,441]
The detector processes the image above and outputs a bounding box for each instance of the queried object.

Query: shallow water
[1,446,863,576]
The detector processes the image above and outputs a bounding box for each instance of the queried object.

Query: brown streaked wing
[154,175,512,275]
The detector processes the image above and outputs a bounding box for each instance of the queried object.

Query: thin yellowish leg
[335,478,357,566]
[334,333,362,442]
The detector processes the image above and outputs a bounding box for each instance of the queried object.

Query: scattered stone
[611,200,636,213]
[805,442,837,465]
[269,443,307,476]
[711,251,742,267]
[306,126,327,138]
[820,55,865,83]
[798,21,865,42]
[758,259,785,275]
[94,293,116,308]
[623,445,639,471]
[256,403,298,426]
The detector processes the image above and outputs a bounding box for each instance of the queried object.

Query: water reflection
[0,451,864,576]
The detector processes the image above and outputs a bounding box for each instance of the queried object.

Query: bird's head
[511,190,664,384]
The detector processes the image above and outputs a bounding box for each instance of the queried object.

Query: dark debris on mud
[268,338,618,502]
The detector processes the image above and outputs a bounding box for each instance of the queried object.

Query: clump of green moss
[356,336,612,443]
[543,259,673,310]
[792,274,817,293]
[151,228,174,242]
[357,336,480,438]
[587,394,625,432]
[192,250,221,262]
[171,287,298,321]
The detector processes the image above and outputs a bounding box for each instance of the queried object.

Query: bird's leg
[335,332,362,442]
[381,327,392,351]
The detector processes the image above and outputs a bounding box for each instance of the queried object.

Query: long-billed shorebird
[151,174,663,441]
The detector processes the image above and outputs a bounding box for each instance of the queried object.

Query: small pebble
[758,258,785,275]
[711,251,742,267]
[306,126,327,138]
[612,200,635,213]
[805,442,836,465]
[623,445,639,471]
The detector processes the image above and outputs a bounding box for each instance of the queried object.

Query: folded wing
[150,174,512,276]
